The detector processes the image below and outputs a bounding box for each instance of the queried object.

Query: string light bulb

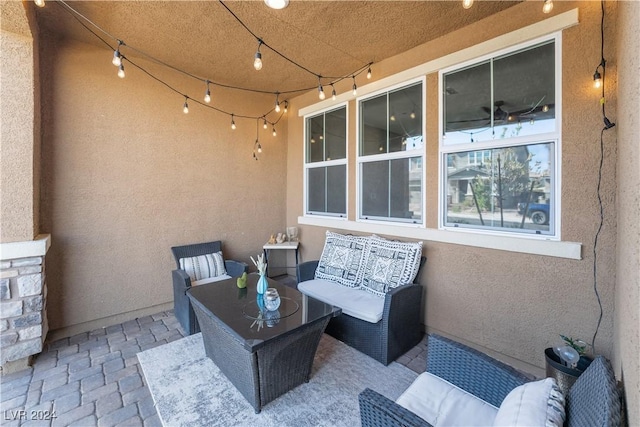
[284,101,288,113]
[367,67,372,79]
[112,41,122,66]
[593,70,602,88]
[204,81,211,103]
[257,142,263,153]
[272,126,277,137]
[462,0,473,9]
[542,0,553,14]
[331,84,337,101]
[263,119,268,129]
[231,114,236,130]
[183,97,189,114]
[34,0,45,8]
[352,76,357,96]
[254,40,263,71]
[410,110,416,119]
[542,105,549,113]
[274,94,280,113]
[318,83,325,100]
[117,63,125,78]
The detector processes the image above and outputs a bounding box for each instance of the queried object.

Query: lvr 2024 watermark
[3,409,57,421]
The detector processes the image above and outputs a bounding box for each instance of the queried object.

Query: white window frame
[299,10,581,259]
[438,33,562,240]
[356,77,426,226]
[303,102,349,219]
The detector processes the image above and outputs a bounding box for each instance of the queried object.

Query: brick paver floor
[1,310,427,426]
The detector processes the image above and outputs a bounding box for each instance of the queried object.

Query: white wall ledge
[298,217,581,260]
[0,234,52,260]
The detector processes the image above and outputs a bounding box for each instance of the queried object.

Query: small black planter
[544,347,593,395]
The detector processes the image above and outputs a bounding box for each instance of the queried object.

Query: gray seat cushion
[298,279,385,323]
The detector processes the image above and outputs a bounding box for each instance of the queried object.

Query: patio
[0,310,428,426]
[1,0,638,425]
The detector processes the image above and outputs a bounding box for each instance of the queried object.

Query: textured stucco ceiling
[33,1,521,95]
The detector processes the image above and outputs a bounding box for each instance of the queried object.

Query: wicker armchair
[297,257,426,365]
[171,241,247,335]
[359,334,621,427]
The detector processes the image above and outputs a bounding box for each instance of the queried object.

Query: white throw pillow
[179,251,227,282]
[360,236,423,297]
[396,371,498,426]
[493,378,565,427]
[314,231,368,288]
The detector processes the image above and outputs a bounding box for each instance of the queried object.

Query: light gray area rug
[138,333,418,427]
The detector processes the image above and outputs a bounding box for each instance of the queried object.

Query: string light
[263,118,268,129]
[462,0,473,9]
[593,70,602,88]
[284,101,288,113]
[367,67,372,79]
[331,84,337,101]
[542,105,549,113]
[410,110,416,119]
[204,81,211,103]
[112,40,122,66]
[254,40,263,71]
[390,113,396,122]
[593,58,606,89]
[542,0,553,14]
[34,0,45,8]
[50,0,372,159]
[352,76,357,96]
[272,125,277,136]
[257,142,263,153]
[318,77,325,100]
[183,97,189,114]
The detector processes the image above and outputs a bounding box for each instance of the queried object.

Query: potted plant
[545,335,593,395]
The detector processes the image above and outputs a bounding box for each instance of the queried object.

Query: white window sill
[297,216,581,260]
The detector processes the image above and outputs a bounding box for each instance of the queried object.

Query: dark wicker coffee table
[187,274,341,413]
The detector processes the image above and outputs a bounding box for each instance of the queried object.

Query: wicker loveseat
[171,240,247,335]
[297,231,426,365]
[359,334,621,427]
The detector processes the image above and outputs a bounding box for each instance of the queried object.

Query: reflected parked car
[517,202,550,225]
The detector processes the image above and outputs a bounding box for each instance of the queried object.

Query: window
[440,36,559,237]
[358,80,424,224]
[304,105,347,217]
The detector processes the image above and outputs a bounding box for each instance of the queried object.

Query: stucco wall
[287,1,619,374]
[614,0,640,423]
[0,2,38,243]
[39,36,288,330]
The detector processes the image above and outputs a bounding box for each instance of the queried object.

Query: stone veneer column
[0,235,51,371]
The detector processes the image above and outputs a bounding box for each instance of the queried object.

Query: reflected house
[446,146,532,208]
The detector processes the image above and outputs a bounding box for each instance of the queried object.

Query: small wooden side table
[262,241,299,278]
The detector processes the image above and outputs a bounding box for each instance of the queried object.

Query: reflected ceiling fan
[449,100,554,127]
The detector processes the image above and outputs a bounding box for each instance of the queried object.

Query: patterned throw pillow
[360,237,423,297]
[179,251,227,282]
[315,231,368,288]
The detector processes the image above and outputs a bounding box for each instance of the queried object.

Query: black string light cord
[218,0,371,83]
[591,0,615,356]
[53,0,372,127]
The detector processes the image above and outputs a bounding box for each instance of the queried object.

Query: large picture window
[440,36,559,236]
[304,105,347,217]
[358,80,424,224]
